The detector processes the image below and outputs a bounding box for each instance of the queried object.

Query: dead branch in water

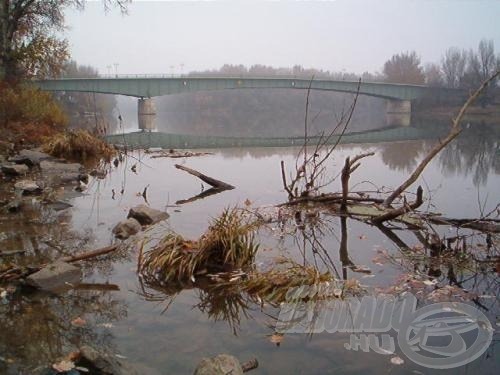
[175,164,235,190]
[424,215,500,233]
[282,79,362,199]
[0,245,119,282]
[341,152,375,211]
[373,186,424,224]
[276,193,384,207]
[383,70,500,208]
[60,245,119,263]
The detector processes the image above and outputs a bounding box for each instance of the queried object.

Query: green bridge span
[32,76,460,130]
[33,76,445,100]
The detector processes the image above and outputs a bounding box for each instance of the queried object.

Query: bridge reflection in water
[105,125,448,150]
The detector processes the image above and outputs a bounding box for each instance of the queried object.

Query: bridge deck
[32,76,449,100]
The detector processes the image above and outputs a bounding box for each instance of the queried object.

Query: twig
[61,244,119,263]
[0,245,119,282]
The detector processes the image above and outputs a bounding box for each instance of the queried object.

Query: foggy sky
[64,0,500,75]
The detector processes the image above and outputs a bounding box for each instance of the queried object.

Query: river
[0,125,499,374]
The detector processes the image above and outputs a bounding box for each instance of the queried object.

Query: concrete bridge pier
[138,98,156,131]
[385,99,411,127]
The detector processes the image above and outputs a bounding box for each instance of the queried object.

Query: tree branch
[383,70,500,207]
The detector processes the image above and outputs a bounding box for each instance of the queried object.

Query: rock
[40,160,83,174]
[79,345,139,375]
[26,261,82,291]
[0,249,25,256]
[112,218,142,239]
[5,200,22,213]
[59,172,81,183]
[194,354,243,375]
[9,149,53,167]
[0,140,14,154]
[127,205,169,225]
[1,163,29,176]
[45,200,73,211]
[14,180,42,195]
[90,169,107,179]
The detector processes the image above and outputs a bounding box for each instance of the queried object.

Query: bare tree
[441,47,467,88]
[478,39,497,81]
[424,63,443,87]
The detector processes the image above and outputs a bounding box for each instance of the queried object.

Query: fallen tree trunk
[175,164,235,190]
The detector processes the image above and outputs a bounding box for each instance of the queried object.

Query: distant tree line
[383,39,500,90]
[189,63,384,83]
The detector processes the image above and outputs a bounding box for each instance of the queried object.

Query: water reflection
[0,288,127,373]
[136,199,498,328]
[439,125,500,185]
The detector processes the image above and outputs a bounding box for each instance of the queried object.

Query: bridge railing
[77,73,382,83]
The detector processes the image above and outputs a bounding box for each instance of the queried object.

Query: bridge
[32,76,458,130]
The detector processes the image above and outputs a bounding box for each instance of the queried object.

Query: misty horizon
[65,0,500,76]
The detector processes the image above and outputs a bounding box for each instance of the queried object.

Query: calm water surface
[1,131,499,374]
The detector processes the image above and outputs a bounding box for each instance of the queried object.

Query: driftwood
[242,358,259,372]
[73,283,120,291]
[175,164,235,190]
[0,244,119,282]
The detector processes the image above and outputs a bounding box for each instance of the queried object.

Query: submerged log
[0,245,119,282]
[426,216,500,233]
[175,164,234,190]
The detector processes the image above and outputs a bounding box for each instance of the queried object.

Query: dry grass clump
[140,208,259,283]
[242,261,334,303]
[42,129,115,161]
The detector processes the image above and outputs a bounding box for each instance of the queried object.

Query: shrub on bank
[42,129,116,161]
[0,82,67,144]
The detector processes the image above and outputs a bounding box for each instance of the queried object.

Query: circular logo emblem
[398,302,493,369]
